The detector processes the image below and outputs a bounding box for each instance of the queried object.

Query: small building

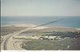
[39,36,57,40]
[43,36,49,38]
[48,36,56,39]
[39,37,44,40]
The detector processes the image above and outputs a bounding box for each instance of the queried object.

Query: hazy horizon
[1,0,80,16]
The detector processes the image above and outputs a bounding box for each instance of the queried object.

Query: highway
[3,28,33,50]
[3,19,62,50]
[4,34,13,50]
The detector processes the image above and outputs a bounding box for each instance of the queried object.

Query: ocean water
[1,16,80,28]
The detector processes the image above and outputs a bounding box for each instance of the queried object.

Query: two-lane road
[3,27,34,50]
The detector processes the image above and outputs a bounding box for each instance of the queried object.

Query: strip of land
[1,24,80,50]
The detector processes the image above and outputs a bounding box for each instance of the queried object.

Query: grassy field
[21,37,80,50]
[21,38,80,50]
[1,26,26,36]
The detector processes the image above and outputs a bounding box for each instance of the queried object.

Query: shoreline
[1,24,80,30]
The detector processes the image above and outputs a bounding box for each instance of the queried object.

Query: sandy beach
[2,24,80,30]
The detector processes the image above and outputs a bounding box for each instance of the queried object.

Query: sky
[1,0,80,16]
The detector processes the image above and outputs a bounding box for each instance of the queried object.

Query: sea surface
[1,16,80,28]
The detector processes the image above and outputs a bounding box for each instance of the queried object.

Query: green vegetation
[1,26,26,36]
[42,31,80,38]
[22,38,80,50]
